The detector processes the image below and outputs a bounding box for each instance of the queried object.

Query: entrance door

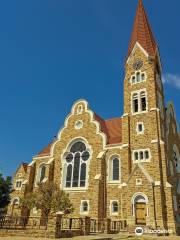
[135,203,146,225]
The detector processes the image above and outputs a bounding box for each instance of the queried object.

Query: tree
[21,182,73,217]
[0,174,12,215]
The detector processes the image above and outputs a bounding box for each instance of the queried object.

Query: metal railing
[0,215,48,230]
[61,217,84,230]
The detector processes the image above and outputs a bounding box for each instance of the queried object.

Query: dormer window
[130,71,146,85]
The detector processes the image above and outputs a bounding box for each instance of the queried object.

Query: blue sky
[0,0,180,177]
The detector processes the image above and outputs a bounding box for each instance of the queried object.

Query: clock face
[133,59,143,70]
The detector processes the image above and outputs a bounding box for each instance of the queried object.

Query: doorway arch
[132,193,148,225]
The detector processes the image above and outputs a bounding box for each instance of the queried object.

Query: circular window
[66,153,73,163]
[82,151,90,161]
[75,120,83,130]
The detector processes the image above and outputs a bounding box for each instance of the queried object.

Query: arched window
[11,197,20,206]
[132,90,147,114]
[81,201,89,213]
[111,201,118,215]
[140,151,144,160]
[131,71,146,84]
[109,157,120,182]
[145,151,149,160]
[140,91,147,111]
[112,158,119,181]
[77,105,83,114]
[134,152,139,161]
[13,199,19,205]
[136,72,141,83]
[37,164,46,183]
[65,141,90,188]
[133,93,138,113]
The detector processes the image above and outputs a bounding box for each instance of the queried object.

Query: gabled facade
[8,0,180,235]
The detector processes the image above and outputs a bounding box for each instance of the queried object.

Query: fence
[0,215,48,230]
[0,215,127,238]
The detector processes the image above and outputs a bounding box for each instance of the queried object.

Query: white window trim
[108,154,121,184]
[110,200,119,216]
[130,70,147,85]
[132,149,151,163]
[131,89,148,115]
[80,200,89,215]
[136,122,145,135]
[15,179,23,190]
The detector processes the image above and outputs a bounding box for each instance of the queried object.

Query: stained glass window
[65,141,90,188]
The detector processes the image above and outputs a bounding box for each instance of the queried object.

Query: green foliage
[21,182,73,217]
[0,173,12,214]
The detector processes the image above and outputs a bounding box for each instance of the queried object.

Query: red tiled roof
[94,113,110,140]
[127,0,157,58]
[105,118,122,144]
[36,142,54,157]
[36,115,122,157]
[95,114,122,144]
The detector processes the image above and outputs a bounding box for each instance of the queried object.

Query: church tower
[122,0,176,232]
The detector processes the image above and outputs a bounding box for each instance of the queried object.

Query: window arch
[77,105,83,114]
[11,197,20,206]
[131,193,148,217]
[80,200,89,214]
[140,91,147,111]
[37,164,46,184]
[64,141,90,188]
[110,200,119,215]
[133,93,138,113]
[109,156,120,182]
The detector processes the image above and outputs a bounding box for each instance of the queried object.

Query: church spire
[127,0,157,58]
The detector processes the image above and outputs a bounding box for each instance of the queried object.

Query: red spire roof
[127,0,157,58]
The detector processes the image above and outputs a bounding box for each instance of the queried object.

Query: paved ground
[0,234,180,240]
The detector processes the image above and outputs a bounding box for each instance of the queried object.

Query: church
[8,0,180,234]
